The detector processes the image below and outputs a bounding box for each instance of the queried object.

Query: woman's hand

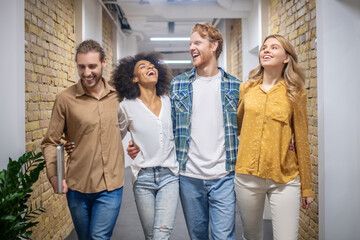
[64,141,75,155]
[301,197,313,209]
[61,136,75,156]
[289,138,295,151]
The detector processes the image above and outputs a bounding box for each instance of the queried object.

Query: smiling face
[259,37,289,70]
[189,31,218,68]
[76,51,106,90]
[133,60,158,87]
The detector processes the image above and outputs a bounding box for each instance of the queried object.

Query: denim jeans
[179,172,236,240]
[66,187,123,240]
[133,167,179,240]
[234,174,301,240]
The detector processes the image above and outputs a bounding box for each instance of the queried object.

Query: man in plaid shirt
[170,23,241,240]
[127,23,241,239]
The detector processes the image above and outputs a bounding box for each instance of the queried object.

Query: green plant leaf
[0,214,16,221]
[0,151,46,239]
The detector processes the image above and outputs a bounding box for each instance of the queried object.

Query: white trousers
[234,173,301,240]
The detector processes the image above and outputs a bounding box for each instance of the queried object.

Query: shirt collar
[189,67,226,80]
[75,78,115,98]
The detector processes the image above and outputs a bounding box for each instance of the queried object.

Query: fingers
[301,198,306,209]
[50,176,69,194]
[62,180,68,194]
[127,149,140,160]
[301,197,313,209]
[288,138,295,151]
[65,142,75,155]
[126,142,140,160]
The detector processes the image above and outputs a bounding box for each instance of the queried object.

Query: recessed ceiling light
[161,60,192,64]
[150,37,190,41]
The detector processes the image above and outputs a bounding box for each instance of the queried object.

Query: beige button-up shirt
[42,79,124,193]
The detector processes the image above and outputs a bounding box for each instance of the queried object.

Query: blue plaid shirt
[170,67,242,172]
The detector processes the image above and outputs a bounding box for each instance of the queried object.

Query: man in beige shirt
[41,40,124,240]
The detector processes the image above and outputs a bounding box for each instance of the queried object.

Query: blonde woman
[235,35,313,240]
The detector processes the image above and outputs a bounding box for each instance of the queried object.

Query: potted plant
[0,151,46,239]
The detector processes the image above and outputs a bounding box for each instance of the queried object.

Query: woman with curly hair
[234,35,313,240]
[112,52,179,240]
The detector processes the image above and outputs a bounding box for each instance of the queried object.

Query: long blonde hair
[246,34,305,103]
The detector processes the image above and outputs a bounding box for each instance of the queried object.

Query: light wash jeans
[179,172,236,240]
[234,173,301,240]
[66,187,123,240]
[133,167,179,240]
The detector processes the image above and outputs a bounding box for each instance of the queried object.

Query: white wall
[216,19,227,70]
[83,0,102,43]
[242,0,262,82]
[0,1,25,170]
[317,0,360,239]
[121,35,139,59]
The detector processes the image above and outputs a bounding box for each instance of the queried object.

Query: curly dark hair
[112,52,173,99]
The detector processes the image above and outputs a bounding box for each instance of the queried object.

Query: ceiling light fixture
[150,37,190,41]
[162,60,192,64]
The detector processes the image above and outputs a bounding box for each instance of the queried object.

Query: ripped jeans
[133,167,179,240]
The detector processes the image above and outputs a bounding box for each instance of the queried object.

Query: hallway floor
[65,167,273,240]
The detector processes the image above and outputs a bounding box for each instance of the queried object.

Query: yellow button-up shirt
[235,81,312,197]
[41,79,124,193]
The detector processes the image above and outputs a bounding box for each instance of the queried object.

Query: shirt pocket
[225,89,239,112]
[270,101,290,125]
[172,91,190,113]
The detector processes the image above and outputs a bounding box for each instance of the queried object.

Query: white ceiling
[104,0,254,68]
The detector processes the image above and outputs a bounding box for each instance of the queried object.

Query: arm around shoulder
[237,82,246,136]
[117,103,129,139]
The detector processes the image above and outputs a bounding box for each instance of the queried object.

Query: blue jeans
[179,172,236,240]
[133,167,179,240]
[66,187,123,240]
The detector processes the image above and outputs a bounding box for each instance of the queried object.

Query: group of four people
[42,22,313,240]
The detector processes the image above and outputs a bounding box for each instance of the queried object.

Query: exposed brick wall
[229,19,243,80]
[270,0,318,239]
[25,0,75,239]
[102,9,115,81]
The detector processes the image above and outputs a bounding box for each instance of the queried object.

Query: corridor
[65,167,273,240]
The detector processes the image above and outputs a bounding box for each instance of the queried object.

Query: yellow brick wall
[229,19,243,80]
[270,0,318,239]
[102,9,115,82]
[25,0,75,239]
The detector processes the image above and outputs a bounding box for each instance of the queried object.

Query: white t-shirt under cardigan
[118,95,179,183]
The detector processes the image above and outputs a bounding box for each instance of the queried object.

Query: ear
[102,57,107,68]
[283,54,290,64]
[133,76,138,83]
[211,41,219,53]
